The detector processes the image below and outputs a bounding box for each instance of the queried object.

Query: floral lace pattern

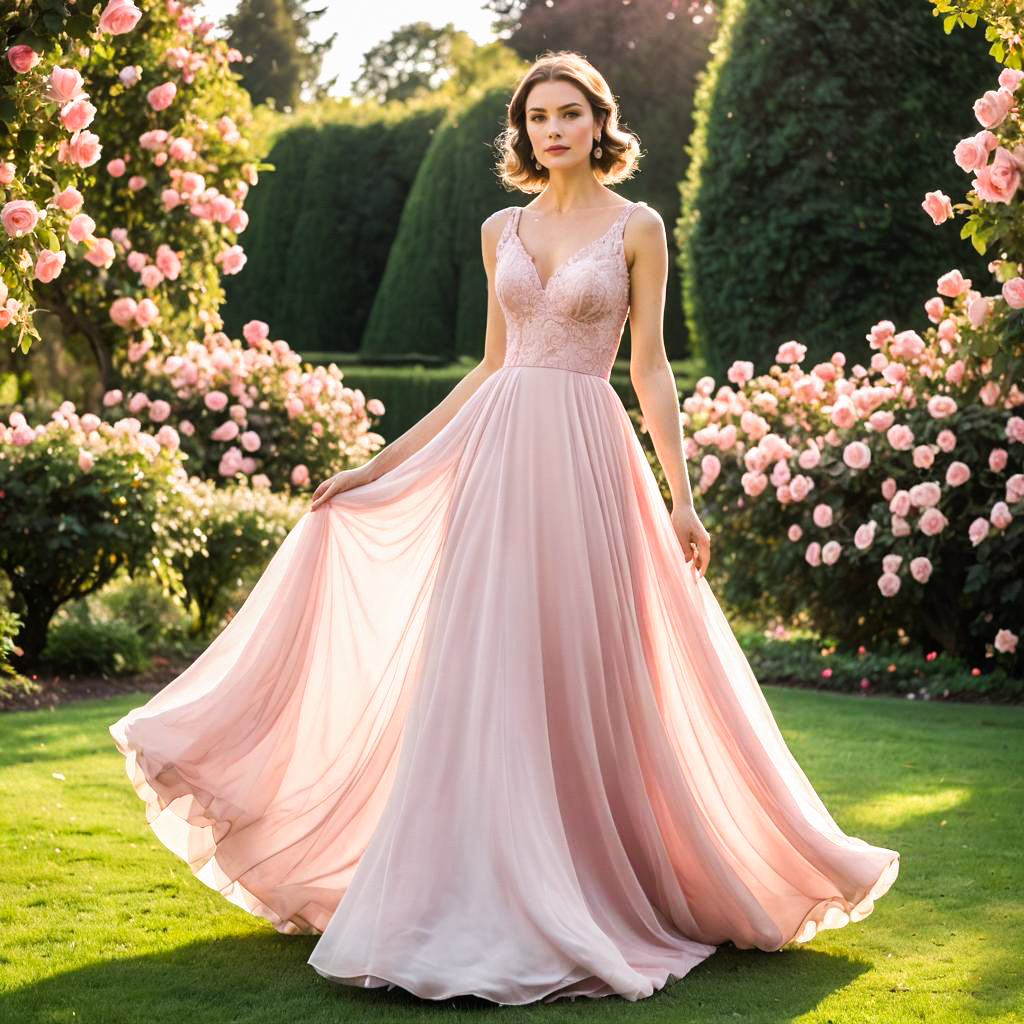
[494,201,646,380]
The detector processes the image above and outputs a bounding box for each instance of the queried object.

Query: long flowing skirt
[109,364,900,1005]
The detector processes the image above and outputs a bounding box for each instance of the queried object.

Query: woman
[110,50,900,1005]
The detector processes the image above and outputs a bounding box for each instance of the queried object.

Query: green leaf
[971,232,988,255]
[963,12,977,27]
[943,13,958,33]
[43,229,60,252]
[41,10,65,33]
[992,42,1005,62]
[959,218,977,240]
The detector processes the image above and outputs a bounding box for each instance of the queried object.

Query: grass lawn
[0,686,1021,1024]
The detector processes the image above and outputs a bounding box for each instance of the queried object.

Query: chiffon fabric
[109,199,899,1005]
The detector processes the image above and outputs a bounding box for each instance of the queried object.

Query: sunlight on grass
[0,688,1021,1024]
[843,787,972,829]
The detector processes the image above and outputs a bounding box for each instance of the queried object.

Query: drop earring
[592,137,602,159]
[534,153,542,170]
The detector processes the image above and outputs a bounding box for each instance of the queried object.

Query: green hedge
[679,0,996,379]
[220,106,445,353]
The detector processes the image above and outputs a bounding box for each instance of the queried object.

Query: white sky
[195,0,501,98]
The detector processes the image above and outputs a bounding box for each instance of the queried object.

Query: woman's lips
[547,145,568,152]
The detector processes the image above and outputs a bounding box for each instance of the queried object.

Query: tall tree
[351,21,476,105]
[224,0,336,110]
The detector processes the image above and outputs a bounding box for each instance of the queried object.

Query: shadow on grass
[1,933,875,1023]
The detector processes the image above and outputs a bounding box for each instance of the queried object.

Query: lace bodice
[493,201,646,380]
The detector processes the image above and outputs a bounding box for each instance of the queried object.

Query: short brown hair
[494,50,642,194]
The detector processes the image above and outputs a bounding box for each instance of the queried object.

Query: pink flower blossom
[994,629,1019,655]
[842,440,871,470]
[946,461,971,487]
[204,390,229,412]
[921,190,953,225]
[927,394,957,419]
[918,507,949,536]
[1006,416,1024,444]
[1003,277,1024,309]
[973,86,1015,129]
[805,541,822,567]
[787,523,802,542]
[291,464,310,487]
[2,199,39,237]
[821,540,841,565]
[147,81,177,111]
[936,429,957,453]
[881,477,897,500]
[989,448,1008,472]
[775,340,807,365]
[937,269,971,298]
[882,554,902,574]
[878,572,901,597]
[910,556,933,583]
[909,481,941,508]
[886,424,915,450]
[7,45,41,73]
[974,146,1021,204]
[854,521,877,550]
[812,503,833,528]
[968,516,990,546]
[990,501,1013,529]
[1006,474,1024,504]
[913,444,935,469]
[98,0,142,34]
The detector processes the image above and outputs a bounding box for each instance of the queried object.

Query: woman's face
[523,79,602,173]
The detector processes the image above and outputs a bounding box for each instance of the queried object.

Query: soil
[1,655,195,713]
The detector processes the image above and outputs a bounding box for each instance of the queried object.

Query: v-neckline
[511,202,636,295]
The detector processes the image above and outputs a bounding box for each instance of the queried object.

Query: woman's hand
[310,467,373,512]
[671,502,711,579]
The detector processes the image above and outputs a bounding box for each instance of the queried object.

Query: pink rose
[927,394,957,419]
[821,540,841,565]
[109,296,138,327]
[83,237,115,268]
[243,319,270,345]
[882,554,903,574]
[787,523,803,542]
[7,45,41,73]
[936,429,957,453]
[968,294,993,328]
[881,477,897,500]
[1007,416,1024,444]
[918,507,949,536]
[216,244,247,275]
[990,501,1013,529]
[204,390,229,412]
[910,556,933,584]
[812,503,833,528]
[211,420,240,442]
[240,430,262,452]
[890,490,911,518]
[291,463,310,487]
[954,134,990,172]
[788,474,813,501]
[98,0,142,34]
[945,360,966,385]
[102,388,123,406]
[830,395,857,429]
[727,359,754,386]
[842,440,871,471]
[909,482,941,508]
[68,213,96,243]
[147,81,177,111]
[60,96,96,132]
[974,86,1015,129]
[968,515,990,546]
[913,445,935,470]
[1003,277,1024,309]
[775,340,807,365]
[107,158,126,177]
[155,244,182,279]
[877,572,901,597]
[980,380,1000,407]
[946,461,971,487]
[741,470,768,497]
[34,249,66,283]
[994,629,1019,655]
[45,67,85,104]
[134,297,159,326]
[2,199,39,237]
[999,68,1024,92]
[805,541,822,567]
[797,446,820,470]
[55,186,84,212]
[937,269,971,298]
[974,147,1021,204]
[887,424,915,450]
[924,296,946,322]
[854,521,877,550]
[149,399,171,423]
[64,129,102,168]
[921,190,953,225]
[701,453,721,485]
[1005,473,1024,503]
[869,410,895,433]
[78,449,94,471]
[989,448,1008,472]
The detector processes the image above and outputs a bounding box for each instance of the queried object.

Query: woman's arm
[310,210,511,510]
[624,206,712,576]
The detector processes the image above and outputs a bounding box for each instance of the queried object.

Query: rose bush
[99,317,386,490]
[663,24,1024,677]
[0,398,186,663]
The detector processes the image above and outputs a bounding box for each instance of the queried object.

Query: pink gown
[109,199,900,1005]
